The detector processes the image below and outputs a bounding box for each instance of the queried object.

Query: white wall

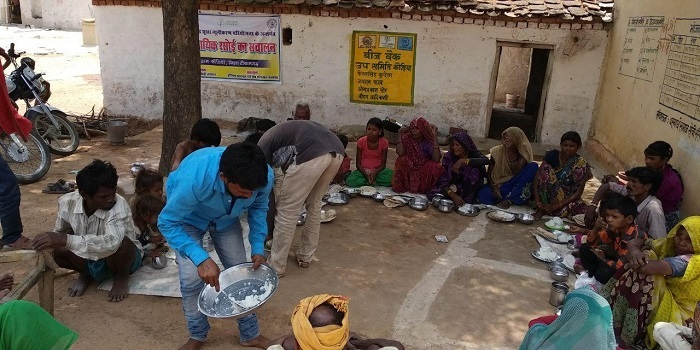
[95,6,609,144]
[17,0,93,30]
[42,0,94,30]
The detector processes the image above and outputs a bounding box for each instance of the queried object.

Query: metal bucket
[106,120,127,145]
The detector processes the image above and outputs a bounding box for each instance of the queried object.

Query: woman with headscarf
[391,117,444,194]
[598,216,700,349]
[477,127,538,209]
[519,287,616,350]
[427,132,489,206]
[533,131,592,220]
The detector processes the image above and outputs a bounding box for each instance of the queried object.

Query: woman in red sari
[391,117,444,194]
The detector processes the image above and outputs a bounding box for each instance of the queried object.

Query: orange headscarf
[291,294,350,350]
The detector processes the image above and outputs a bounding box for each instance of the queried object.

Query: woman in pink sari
[391,117,444,194]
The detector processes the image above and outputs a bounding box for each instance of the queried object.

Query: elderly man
[32,159,142,302]
[288,100,311,121]
[258,120,344,276]
[158,142,273,350]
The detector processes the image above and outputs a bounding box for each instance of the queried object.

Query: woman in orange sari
[391,117,444,194]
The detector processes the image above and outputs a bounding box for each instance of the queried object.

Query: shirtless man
[32,160,142,302]
[171,118,221,171]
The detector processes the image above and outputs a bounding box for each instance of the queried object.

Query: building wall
[590,0,700,216]
[17,0,93,30]
[494,46,530,105]
[94,6,608,144]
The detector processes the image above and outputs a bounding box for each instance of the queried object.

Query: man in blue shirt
[158,142,274,350]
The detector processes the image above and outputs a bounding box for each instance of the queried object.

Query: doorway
[486,42,552,142]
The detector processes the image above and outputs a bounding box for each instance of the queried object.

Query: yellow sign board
[350,31,417,105]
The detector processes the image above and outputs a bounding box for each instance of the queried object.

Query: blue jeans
[0,156,23,245]
[175,221,259,343]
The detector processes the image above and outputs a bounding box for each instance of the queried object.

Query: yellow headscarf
[646,216,700,347]
[489,127,534,185]
[291,294,350,350]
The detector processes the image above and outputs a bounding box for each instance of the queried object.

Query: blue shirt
[158,147,274,266]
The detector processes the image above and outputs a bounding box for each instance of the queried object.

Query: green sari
[0,300,78,350]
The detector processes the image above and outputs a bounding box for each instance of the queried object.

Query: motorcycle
[5,43,80,156]
[0,127,51,184]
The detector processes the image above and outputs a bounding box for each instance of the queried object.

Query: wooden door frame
[486,40,555,142]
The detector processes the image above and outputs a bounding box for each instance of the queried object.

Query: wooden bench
[0,250,57,315]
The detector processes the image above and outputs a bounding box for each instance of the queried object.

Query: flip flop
[42,179,75,194]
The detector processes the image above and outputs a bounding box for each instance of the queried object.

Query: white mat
[98,215,253,298]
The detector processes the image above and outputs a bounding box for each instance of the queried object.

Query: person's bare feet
[0,273,13,291]
[68,273,90,297]
[178,338,204,350]
[109,274,130,302]
[496,200,511,209]
[533,209,546,220]
[241,335,271,348]
[0,289,10,299]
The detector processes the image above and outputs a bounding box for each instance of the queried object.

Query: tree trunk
[158,0,202,175]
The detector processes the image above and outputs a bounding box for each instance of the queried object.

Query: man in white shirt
[32,160,142,302]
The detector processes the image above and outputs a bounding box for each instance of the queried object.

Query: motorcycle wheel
[33,110,80,156]
[0,130,52,184]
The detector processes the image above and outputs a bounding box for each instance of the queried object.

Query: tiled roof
[211,0,614,22]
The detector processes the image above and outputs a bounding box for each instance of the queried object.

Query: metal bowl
[517,213,535,225]
[343,188,361,198]
[409,197,429,211]
[548,261,568,271]
[296,212,307,226]
[372,193,386,202]
[130,162,145,177]
[325,192,350,206]
[550,267,569,282]
[431,194,445,207]
[457,204,480,217]
[198,262,279,318]
[152,255,168,269]
[437,199,455,213]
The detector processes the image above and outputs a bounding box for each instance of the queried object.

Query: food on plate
[488,211,515,221]
[536,246,559,261]
[359,186,377,196]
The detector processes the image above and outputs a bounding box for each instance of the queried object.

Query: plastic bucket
[106,120,127,145]
[505,93,520,108]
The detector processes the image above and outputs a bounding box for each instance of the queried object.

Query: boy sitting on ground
[31,159,143,302]
[170,118,221,171]
[268,294,404,350]
[574,194,648,285]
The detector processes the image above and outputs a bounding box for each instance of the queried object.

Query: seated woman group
[346,118,587,211]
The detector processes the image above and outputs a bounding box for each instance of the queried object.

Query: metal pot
[431,194,445,208]
[517,213,535,225]
[437,199,455,213]
[550,267,569,282]
[372,193,386,202]
[409,197,429,211]
[152,255,168,269]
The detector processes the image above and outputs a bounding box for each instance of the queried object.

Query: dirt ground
[1,25,608,350]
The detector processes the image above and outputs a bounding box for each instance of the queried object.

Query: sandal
[1,236,33,251]
[298,260,310,268]
[42,179,75,194]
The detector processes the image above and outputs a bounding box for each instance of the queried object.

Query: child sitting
[131,194,167,259]
[333,134,351,184]
[129,168,164,207]
[346,118,393,187]
[171,118,222,171]
[575,193,648,284]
